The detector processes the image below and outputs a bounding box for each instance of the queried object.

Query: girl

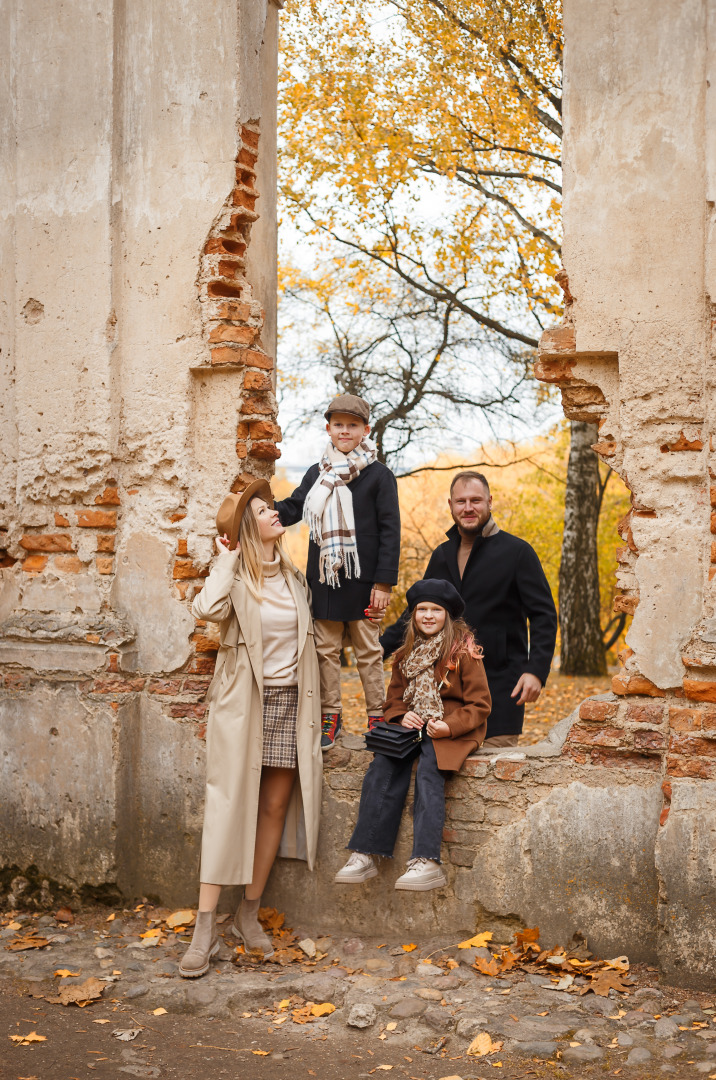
[334,579,491,891]
[179,480,322,977]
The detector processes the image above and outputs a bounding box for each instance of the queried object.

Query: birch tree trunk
[559,421,607,675]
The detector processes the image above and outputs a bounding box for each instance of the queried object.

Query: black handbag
[364,721,423,759]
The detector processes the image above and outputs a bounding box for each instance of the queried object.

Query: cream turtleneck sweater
[261,555,299,686]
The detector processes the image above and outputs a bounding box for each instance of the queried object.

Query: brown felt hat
[216,479,274,550]
[324,393,370,424]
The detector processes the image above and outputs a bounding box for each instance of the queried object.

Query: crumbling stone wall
[0,0,282,904]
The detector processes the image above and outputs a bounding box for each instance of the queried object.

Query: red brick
[592,440,617,456]
[667,757,716,779]
[612,674,666,697]
[493,759,527,781]
[97,534,115,553]
[235,440,248,459]
[95,487,120,505]
[669,707,703,732]
[209,323,256,345]
[660,431,703,452]
[626,702,665,724]
[659,806,670,826]
[249,420,281,441]
[442,827,461,843]
[568,724,626,747]
[218,257,244,279]
[683,679,716,703]
[21,554,48,572]
[241,124,260,150]
[173,559,208,580]
[170,703,207,719]
[711,512,716,536]
[579,700,618,722]
[192,633,218,653]
[240,393,274,415]
[214,300,252,321]
[77,509,116,528]
[169,512,186,523]
[232,187,258,211]
[207,280,244,300]
[210,346,245,366]
[238,146,258,167]
[54,512,70,527]
[107,653,120,673]
[459,757,489,778]
[20,534,73,552]
[250,440,281,461]
[702,710,716,731]
[177,539,188,556]
[183,678,212,694]
[96,557,113,575]
[2,673,31,691]
[662,780,672,799]
[54,555,83,573]
[669,733,716,758]
[187,657,216,675]
[534,357,576,382]
[92,677,146,693]
[205,239,246,258]
[613,595,639,614]
[243,370,272,391]
[196,722,207,740]
[243,349,273,370]
[148,679,183,695]
[711,540,716,563]
[589,748,661,770]
[633,729,667,750]
[562,746,588,765]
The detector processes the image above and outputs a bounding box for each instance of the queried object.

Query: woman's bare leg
[197,882,222,912]
[244,766,297,900]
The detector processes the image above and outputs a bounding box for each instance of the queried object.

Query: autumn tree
[279,0,611,673]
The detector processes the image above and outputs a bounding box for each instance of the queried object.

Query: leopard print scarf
[400,629,446,723]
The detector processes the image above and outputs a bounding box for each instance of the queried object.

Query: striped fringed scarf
[302,437,377,587]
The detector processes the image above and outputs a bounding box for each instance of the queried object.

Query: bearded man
[380,471,558,746]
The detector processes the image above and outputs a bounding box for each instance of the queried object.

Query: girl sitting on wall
[179,481,322,977]
[334,579,491,891]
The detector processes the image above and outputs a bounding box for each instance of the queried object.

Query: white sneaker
[394,857,446,891]
[334,851,378,884]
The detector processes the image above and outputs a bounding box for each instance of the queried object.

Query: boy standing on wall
[275,395,401,748]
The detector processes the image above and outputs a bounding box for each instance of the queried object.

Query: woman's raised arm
[192,540,239,623]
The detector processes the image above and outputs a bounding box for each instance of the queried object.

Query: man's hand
[400,710,425,729]
[426,718,451,738]
[369,584,392,612]
[511,672,542,706]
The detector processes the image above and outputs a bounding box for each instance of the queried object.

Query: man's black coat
[275,461,401,622]
[381,524,558,738]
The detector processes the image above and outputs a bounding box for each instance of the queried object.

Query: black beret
[406,578,465,620]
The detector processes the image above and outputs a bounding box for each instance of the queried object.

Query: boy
[275,394,401,749]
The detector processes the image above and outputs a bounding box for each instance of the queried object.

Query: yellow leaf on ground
[402,943,417,952]
[92,1019,111,1024]
[446,958,459,969]
[54,969,80,978]
[251,1050,270,1055]
[278,999,290,1009]
[106,913,116,922]
[458,931,493,950]
[166,909,194,929]
[466,1032,503,1057]
[43,976,105,1007]
[603,955,629,972]
[386,1022,398,1031]
[152,1008,167,1016]
[8,921,21,930]
[311,1003,335,1017]
[140,928,162,939]
[9,1031,46,1045]
[375,1067,393,1072]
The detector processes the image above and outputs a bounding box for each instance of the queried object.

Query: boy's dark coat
[381,525,558,738]
[275,460,401,621]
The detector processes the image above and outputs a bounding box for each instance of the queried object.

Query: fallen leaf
[542,974,574,992]
[311,1003,335,1017]
[166,909,194,930]
[473,956,501,977]
[458,931,493,950]
[603,955,629,972]
[446,958,459,970]
[140,928,163,939]
[43,976,105,1007]
[514,927,540,952]
[54,970,80,978]
[258,906,285,932]
[498,949,518,972]
[374,1067,393,1072]
[386,1022,398,1031]
[8,920,22,930]
[9,1031,47,1046]
[466,1032,503,1057]
[580,970,634,997]
[92,1020,111,1025]
[105,913,116,922]
[273,1016,287,1025]
[278,999,291,1009]
[7,932,50,952]
[55,907,74,924]
[112,1028,141,1042]
[152,1008,167,1016]
[251,1050,270,1055]
[402,943,417,952]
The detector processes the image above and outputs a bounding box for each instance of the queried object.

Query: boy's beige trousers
[313,618,385,716]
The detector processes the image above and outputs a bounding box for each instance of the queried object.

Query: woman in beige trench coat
[179,480,322,977]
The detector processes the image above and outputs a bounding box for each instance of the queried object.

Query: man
[380,471,558,746]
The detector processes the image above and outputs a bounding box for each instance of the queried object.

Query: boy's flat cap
[324,393,370,424]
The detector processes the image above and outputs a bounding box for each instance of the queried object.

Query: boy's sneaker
[394,858,446,891]
[366,714,383,731]
[334,852,378,884]
[321,712,342,750]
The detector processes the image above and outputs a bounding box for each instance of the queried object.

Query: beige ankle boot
[178,910,219,978]
[231,896,274,958]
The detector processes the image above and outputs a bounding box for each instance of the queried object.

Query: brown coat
[383,652,491,771]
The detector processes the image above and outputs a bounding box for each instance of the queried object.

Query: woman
[179,479,322,977]
[334,579,491,891]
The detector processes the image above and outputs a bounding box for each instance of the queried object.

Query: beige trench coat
[192,549,323,885]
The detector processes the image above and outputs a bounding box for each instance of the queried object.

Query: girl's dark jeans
[348,735,450,862]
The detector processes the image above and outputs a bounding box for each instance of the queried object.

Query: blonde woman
[179,479,322,978]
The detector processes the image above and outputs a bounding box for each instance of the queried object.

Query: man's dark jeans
[348,736,449,862]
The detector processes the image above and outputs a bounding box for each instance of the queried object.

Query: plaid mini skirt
[262,686,299,768]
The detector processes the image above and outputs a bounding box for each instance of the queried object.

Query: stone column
[0,0,282,905]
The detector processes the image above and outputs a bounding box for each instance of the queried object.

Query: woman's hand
[400,711,425,730]
[215,533,239,555]
[426,718,451,738]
